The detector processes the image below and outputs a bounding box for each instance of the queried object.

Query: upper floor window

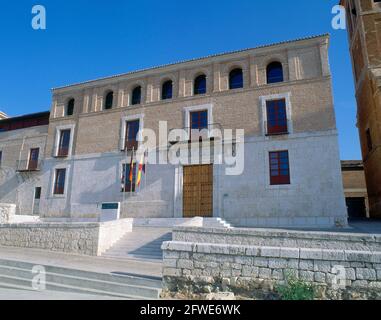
[66,99,75,116]
[162,80,173,100]
[125,120,140,151]
[131,86,142,105]
[229,68,243,89]
[57,129,71,157]
[194,74,207,95]
[269,151,290,185]
[266,99,288,135]
[28,148,40,171]
[267,62,284,84]
[190,110,208,130]
[105,91,114,110]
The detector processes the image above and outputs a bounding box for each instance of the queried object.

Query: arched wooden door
[183,165,213,217]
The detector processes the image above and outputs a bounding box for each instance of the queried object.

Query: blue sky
[0,0,360,159]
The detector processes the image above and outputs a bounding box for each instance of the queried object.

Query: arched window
[194,74,207,95]
[229,68,243,89]
[162,80,173,100]
[105,91,114,110]
[131,86,142,105]
[267,62,284,84]
[66,99,75,116]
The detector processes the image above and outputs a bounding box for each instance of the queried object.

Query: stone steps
[102,227,172,261]
[0,259,162,299]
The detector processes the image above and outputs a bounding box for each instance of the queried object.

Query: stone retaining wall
[173,226,381,251]
[162,241,381,299]
[0,204,16,224]
[0,219,132,256]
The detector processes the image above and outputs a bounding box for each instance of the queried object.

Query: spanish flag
[136,152,145,187]
[129,152,134,183]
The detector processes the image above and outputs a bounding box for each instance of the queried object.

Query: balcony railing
[168,123,223,144]
[16,160,42,172]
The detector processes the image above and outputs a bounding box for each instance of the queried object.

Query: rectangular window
[34,187,42,200]
[28,148,40,170]
[53,169,66,195]
[266,99,288,135]
[57,129,71,157]
[125,120,140,151]
[190,110,208,130]
[121,163,136,193]
[269,151,290,185]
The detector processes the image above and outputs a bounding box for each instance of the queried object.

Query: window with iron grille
[57,129,71,157]
[54,169,66,195]
[125,120,140,151]
[269,151,290,185]
[266,99,288,135]
[121,163,136,193]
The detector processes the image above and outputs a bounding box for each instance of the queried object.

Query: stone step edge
[0,259,162,287]
[0,276,156,300]
[0,264,162,294]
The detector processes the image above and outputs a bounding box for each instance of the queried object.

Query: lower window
[121,163,136,192]
[269,151,290,185]
[54,169,66,195]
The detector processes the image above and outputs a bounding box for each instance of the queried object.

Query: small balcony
[16,160,42,172]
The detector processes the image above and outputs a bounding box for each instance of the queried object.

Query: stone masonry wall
[0,204,16,224]
[0,218,132,256]
[162,241,381,300]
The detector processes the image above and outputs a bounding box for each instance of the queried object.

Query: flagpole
[130,147,134,197]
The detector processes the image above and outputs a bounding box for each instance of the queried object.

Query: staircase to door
[183,165,213,218]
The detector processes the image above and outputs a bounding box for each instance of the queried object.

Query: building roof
[341,160,364,170]
[0,111,50,132]
[52,34,329,92]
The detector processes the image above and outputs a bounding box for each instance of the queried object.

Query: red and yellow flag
[136,153,145,187]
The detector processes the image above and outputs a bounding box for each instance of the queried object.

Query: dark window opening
[229,68,243,89]
[267,62,284,84]
[122,163,136,193]
[67,99,75,116]
[270,151,290,185]
[34,187,42,200]
[131,86,142,105]
[125,120,140,151]
[105,91,114,110]
[162,80,173,100]
[194,75,207,95]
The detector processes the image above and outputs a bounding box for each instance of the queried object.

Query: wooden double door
[183,165,213,218]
